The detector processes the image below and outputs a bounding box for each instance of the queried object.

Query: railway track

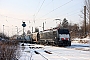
[30,46,49,60]
[19,44,49,60]
[18,43,90,60]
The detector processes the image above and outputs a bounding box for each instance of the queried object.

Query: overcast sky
[0,0,84,36]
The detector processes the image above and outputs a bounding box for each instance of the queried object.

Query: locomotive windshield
[58,29,69,34]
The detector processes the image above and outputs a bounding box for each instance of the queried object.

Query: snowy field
[16,42,90,60]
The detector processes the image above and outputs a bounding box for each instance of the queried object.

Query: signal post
[22,22,26,46]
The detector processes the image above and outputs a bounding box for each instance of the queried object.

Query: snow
[72,36,90,44]
[73,36,90,41]
[16,43,90,60]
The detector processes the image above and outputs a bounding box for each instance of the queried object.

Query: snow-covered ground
[16,42,90,60]
[67,42,90,51]
[72,36,90,44]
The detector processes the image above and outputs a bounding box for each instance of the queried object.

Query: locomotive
[31,28,71,46]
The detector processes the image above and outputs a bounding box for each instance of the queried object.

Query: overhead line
[0,14,26,21]
[37,0,73,20]
[35,0,45,18]
[35,10,80,22]
[43,0,54,8]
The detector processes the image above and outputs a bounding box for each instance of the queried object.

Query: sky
[0,0,84,36]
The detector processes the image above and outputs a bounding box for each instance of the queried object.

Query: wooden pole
[84,6,86,37]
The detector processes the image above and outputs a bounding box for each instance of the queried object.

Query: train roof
[40,28,69,33]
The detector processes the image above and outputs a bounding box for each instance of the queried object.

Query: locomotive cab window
[58,29,69,34]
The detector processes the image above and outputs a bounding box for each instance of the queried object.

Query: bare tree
[62,18,68,29]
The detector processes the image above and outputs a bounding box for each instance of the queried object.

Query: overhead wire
[37,0,73,20]
[0,14,25,21]
[35,8,82,25]
[0,0,46,24]
[42,0,54,9]
[35,0,83,22]
[0,0,83,25]
[0,14,34,22]
[0,0,73,22]
[34,0,54,23]
[41,9,81,21]
[35,0,46,18]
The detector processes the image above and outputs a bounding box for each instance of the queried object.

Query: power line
[0,0,81,25]
[35,10,80,22]
[0,14,29,21]
[35,0,46,18]
[37,0,73,20]
[35,0,83,22]
[42,0,54,9]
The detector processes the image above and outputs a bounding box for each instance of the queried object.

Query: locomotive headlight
[66,38,69,40]
[61,38,64,40]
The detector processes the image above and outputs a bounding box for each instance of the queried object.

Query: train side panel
[39,30,57,45]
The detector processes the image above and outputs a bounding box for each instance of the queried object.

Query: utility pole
[88,0,90,37]
[84,6,86,37]
[15,26,18,39]
[32,27,33,33]
[3,25,4,38]
[43,22,44,31]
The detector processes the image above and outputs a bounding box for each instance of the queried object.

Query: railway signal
[22,22,26,27]
[22,22,26,46]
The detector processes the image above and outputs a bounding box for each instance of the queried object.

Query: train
[31,28,71,46]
